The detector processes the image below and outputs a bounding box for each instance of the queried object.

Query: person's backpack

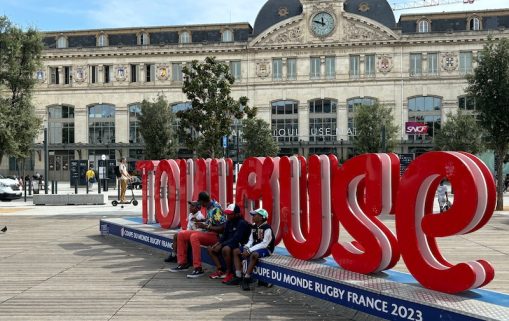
[114,165,121,178]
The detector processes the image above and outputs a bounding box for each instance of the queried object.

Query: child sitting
[232,208,275,290]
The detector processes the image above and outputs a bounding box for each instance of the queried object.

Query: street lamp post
[43,126,49,194]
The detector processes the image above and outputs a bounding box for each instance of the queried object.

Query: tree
[138,95,176,160]
[434,111,484,154]
[353,103,399,154]
[178,56,255,158]
[242,117,279,158]
[466,37,509,210]
[0,16,43,170]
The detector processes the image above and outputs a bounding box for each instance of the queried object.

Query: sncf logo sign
[405,122,429,134]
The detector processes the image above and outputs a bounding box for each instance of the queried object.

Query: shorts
[240,246,271,258]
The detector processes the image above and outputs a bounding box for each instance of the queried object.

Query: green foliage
[0,16,43,163]
[353,103,399,154]
[178,56,255,158]
[466,37,509,210]
[138,95,176,160]
[434,111,484,154]
[242,118,279,158]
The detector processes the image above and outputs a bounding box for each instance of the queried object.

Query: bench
[99,217,509,321]
[34,194,107,205]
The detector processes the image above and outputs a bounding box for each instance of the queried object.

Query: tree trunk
[495,147,507,211]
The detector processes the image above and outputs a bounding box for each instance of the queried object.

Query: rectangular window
[310,57,321,79]
[287,58,297,80]
[229,61,241,81]
[50,67,59,84]
[90,66,97,84]
[64,66,71,84]
[460,51,473,74]
[428,53,438,76]
[104,65,111,83]
[130,64,138,83]
[325,56,335,79]
[349,55,360,78]
[410,53,422,76]
[146,64,154,82]
[172,63,182,81]
[365,54,376,77]
[272,58,282,81]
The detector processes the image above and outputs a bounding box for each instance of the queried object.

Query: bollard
[28,178,32,196]
[51,181,54,194]
[98,179,101,194]
[24,180,27,202]
[55,181,58,194]
[75,178,78,194]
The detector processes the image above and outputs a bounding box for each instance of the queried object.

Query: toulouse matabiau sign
[136,152,496,294]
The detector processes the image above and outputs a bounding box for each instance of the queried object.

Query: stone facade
[2,0,509,180]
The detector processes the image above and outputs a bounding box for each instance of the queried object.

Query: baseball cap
[188,201,201,208]
[224,203,241,215]
[249,208,268,219]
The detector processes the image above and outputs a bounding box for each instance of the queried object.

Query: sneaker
[164,255,177,263]
[221,273,234,284]
[224,275,242,285]
[209,269,226,279]
[168,263,191,272]
[186,267,205,278]
[241,277,253,290]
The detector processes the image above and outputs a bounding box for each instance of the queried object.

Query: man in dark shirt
[207,203,250,284]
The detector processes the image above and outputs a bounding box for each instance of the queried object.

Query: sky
[0,0,507,31]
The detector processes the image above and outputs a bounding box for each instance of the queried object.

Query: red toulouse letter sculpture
[331,153,400,274]
[396,152,496,294]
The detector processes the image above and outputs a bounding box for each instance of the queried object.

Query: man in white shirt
[437,180,449,212]
[119,158,131,203]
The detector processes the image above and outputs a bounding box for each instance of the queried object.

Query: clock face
[311,12,335,37]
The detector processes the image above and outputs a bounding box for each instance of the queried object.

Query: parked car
[127,176,142,190]
[0,175,22,201]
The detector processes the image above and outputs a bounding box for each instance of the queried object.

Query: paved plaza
[0,196,508,320]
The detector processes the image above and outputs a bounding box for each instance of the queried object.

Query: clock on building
[311,11,335,37]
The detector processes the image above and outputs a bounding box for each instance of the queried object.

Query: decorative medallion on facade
[274,26,303,44]
[35,70,46,83]
[74,66,87,83]
[256,60,271,78]
[358,3,370,13]
[278,7,289,17]
[441,52,458,72]
[377,55,393,74]
[115,65,128,81]
[157,65,169,81]
[344,20,391,41]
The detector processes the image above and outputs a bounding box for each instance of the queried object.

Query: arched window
[48,105,74,144]
[138,32,150,45]
[469,16,481,31]
[128,104,143,144]
[97,33,108,47]
[309,99,337,142]
[88,104,115,144]
[417,19,430,33]
[407,96,442,142]
[271,100,299,142]
[179,31,191,44]
[222,30,234,42]
[347,97,377,139]
[56,36,68,48]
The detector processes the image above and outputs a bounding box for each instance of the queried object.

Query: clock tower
[301,0,346,41]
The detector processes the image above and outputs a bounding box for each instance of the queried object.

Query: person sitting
[232,208,275,290]
[208,203,250,283]
[169,191,225,278]
[164,200,205,263]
